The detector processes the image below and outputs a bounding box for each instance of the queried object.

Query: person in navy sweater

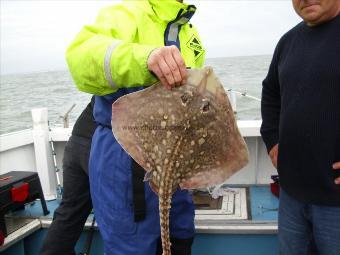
[260,1,340,254]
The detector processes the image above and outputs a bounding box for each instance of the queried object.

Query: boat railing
[0,94,275,201]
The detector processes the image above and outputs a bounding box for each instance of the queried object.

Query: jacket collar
[148,0,195,22]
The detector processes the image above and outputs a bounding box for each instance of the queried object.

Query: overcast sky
[0,0,302,75]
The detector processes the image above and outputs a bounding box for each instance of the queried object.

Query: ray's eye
[181,93,190,106]
[202,101,210,113]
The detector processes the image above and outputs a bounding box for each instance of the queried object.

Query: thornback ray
[111,66,249,255]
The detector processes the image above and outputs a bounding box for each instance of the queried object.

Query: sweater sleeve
[66,5,158,96]
[260,43,281,153]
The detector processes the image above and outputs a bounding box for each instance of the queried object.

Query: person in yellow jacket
[66,1,205,254]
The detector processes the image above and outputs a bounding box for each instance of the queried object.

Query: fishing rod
[48,103,76,202]
[49,137,63,203]
[226,88,260,114]
[59,103,76,128]
[226,88,261,102]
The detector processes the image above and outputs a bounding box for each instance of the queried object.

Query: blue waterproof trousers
[89,102,195,255]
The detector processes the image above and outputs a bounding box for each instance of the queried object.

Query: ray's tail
[159,180,173,255]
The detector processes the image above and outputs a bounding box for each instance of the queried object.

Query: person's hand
[333,162,340,185]
[269,144,279,169]
[147,46,187,90]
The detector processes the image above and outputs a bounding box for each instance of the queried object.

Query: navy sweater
[261,15,340,206]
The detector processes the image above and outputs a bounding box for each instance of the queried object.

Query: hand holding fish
[333,162,340,185]
[147,46,187,90]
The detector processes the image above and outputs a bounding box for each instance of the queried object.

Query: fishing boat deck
[1,185,279,255]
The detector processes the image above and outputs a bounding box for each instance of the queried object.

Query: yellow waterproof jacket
[66,0,205,95]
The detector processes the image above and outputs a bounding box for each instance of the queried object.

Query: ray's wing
[178,68,249,189]
[111,81,186,180]
[111,83,163,172]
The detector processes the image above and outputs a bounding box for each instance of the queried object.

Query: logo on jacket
[187,35,204,60]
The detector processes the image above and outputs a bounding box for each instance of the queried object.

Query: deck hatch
[194,187,248,220]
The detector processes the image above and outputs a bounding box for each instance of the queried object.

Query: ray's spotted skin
[111,67,249,255]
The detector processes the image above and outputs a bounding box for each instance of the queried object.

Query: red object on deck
[11,183,29,202]
[270,182,280,198]
[0,171,49,238]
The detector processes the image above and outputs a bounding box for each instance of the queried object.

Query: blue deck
[250,185,279,221]
[2,186,279,255]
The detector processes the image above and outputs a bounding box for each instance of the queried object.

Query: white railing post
[31,108,56,199]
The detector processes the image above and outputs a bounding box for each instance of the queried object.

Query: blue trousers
[278,188,340,255]
[89,126,195,255]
